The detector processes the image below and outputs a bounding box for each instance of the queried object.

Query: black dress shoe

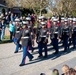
[29,56,34,61]
[14,51,18,53]
[19,45,22,50]
[0,40,2,43]
[73,46,75,49]
[31,48,34,53]
[43,56,48,58]
[38,55,43,58]
[63,50,67,52]
[19,64,25,66]
[53,52,58,54]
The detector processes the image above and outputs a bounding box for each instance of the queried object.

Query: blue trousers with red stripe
[21,46,33,64]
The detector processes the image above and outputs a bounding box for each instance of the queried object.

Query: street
[0,39,76,75]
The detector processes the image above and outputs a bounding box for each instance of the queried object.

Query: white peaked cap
[41,22,46,25]
[73,18,76,22]
[15,18,20,22]
[68,18,73,21]
[53,18,58,22]
[51,17,55,20]
[61,17,65,20]
[38,16,44,19]
[26,17,31,20]
[22,21,28,25]
[64,19,68,22]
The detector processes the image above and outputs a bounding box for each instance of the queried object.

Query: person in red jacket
[57,21,60,26]
[47,17,51,32]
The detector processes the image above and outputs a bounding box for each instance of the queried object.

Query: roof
[12,9,21,13]
[0,4,7,8]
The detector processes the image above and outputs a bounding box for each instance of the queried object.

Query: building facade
[0,0,8,14]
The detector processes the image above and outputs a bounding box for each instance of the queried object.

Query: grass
[0,35,12,44]
[4,35,10,39]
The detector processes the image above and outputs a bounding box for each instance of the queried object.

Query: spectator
[57,21,60,26]
[0,18,2,41]
[69,68,76,75]
[40,73,46,75]
[47,17,51,28]
[10,13,15,22]
[52,69,59,75]
[31,14,35,24]
[5,12,9,24]
[62,65,69,75]
[74,66,76,71]
[8,11,11,22]
[9,21,14,41]
[1,18,6,40]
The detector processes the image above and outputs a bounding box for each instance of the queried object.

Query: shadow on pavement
[21,44,76,66]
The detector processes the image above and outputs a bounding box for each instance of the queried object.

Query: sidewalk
[0,41,76,75]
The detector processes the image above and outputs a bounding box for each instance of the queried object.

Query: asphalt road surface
[0,39,76,75]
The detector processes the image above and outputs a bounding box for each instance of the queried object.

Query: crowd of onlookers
[40,65,76,75]
[0,12,15,41]
[0,12,35,42]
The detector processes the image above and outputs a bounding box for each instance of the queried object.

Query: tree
[6,0,49,16]
[5,0,16,8]
[20,0,49,16]
[53,0,76,17]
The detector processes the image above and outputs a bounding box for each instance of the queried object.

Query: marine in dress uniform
[38,22,49,58]
[72,18,76,49]
[13,18,22,53]
[50,19,59,54]
[0,18,2,41]
[36,16,45,55]
[17,21,34,66]
[26,17,34,52]
[26,17,33,30]
[36,16,43,43]
[62,19,69,52]
[59,17,65,39]
[68,18,73,47]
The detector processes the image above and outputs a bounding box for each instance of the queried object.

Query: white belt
[64,31,68,32]
[16,31,20,33]
[22,37,29,39]
[41,35,46,37]
[54,32,58,34]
